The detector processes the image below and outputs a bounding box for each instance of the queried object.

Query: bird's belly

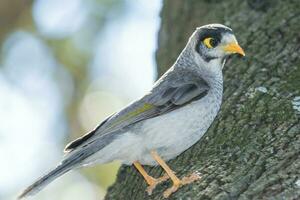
[137,95,221,165]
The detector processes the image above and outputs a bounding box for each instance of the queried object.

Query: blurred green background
[0,0,161,199]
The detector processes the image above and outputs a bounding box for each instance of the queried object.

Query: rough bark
[106,0,300,199]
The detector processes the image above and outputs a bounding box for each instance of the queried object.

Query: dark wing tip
[64,116,112,152]
[64,131,96,152]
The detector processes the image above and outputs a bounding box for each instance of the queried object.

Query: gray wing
[64,68,209,152]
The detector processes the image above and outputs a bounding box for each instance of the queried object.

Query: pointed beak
[223,43,245,56]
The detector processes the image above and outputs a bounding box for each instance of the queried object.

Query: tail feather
[18,159,76,199]
[18,140,102,199]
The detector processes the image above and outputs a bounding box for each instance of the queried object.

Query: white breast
[83,84,223,166]
[137,88,222,164]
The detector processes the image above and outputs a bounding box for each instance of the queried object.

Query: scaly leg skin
[150,150,201,198]
[133,161,169,195]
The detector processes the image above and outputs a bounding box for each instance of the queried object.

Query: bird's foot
[163,172,201,198]
[146,173,169,195]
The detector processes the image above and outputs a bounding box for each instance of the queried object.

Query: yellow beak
[223,43,245,56]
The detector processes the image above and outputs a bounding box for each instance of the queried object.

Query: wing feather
[64,68,210,152]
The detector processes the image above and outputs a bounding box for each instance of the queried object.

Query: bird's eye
[203,37,218,48]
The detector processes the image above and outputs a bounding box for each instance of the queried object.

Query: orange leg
[133,161,169,195]
[150,150,201,198]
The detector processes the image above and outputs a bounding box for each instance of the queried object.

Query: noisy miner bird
[19,24,245,199]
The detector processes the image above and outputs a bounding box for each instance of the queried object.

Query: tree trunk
[105,0,300,199]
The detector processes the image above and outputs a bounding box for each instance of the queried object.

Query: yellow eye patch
[203,37,218,48]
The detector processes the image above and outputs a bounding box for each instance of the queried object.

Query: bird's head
[181,24,245,75]
[195,24,245,60]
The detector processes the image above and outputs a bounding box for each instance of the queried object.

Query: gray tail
[18,158,77,199]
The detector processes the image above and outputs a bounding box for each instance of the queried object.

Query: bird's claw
[163,172,201,198]
[146,173,169,195]
[181,171,201,185]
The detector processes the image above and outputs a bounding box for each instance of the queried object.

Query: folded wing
[64,68,210,152]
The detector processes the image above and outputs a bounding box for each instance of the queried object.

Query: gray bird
[19,24,245,199]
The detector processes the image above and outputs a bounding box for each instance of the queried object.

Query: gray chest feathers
[132,87,223,164]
